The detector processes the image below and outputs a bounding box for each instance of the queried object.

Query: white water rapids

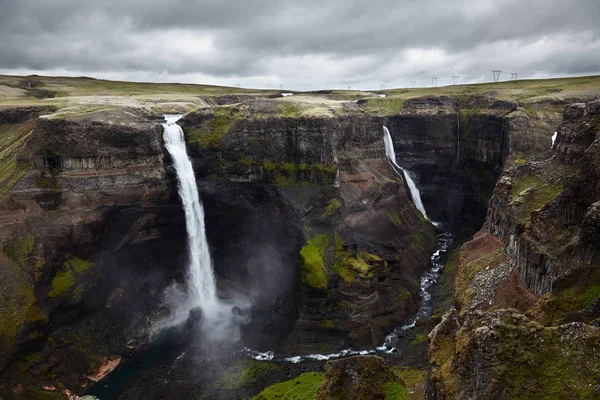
[162,115,217,310]
[245,232,455,363]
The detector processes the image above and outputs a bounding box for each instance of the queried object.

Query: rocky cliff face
[428,101,600,399]
[0,93,538,397]
[175,99,521,354]
[0,113,187,398]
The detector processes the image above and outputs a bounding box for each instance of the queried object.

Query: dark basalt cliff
[0,114,187,398]
[428,102,600,399]
[0,95,538,398]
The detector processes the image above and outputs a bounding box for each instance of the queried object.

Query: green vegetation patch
[333,233,381,283]
[185,107,242,149]
[322,198,342,217]
[300,233,383,290]
[535,265,600,324]
[48,254,93,299]
[0,121,34,200]
[0,252,39,343]
[319,319,335,329]
[253,372,324,400]
[385,380,408,400]
[214,359,279,390]
[495,315,600,399]
[387,210,404,226]
[392,367,427,400]
[361,97,406,115]
[300,234,330,290]
[509,174,563,219]
[3,234,34,270]
[410,332,429,345]
[262,162,337,187]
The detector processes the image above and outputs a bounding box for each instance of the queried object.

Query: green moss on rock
[385,380,408,399]
[253,372,324,400]
[214,359,279,390]
[48,254,93,300]
[322,198,342,217]
[320,319,335,329]
[300,234,330,291]
[3,234,34,270]
[186,107,241,149]
[0,252,38,344]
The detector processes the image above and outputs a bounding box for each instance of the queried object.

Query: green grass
[392,367,428,400]
[253,372,324,400]
[509,174,563,219]
[363,97,406,115]
[0,74,277,100]
[410,332,429,345]
[385,380,408,400]
[186,107,242,149]
[214,359,279,390]
[0,121,35,200]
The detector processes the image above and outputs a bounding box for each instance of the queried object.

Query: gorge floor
[87,230,458,399]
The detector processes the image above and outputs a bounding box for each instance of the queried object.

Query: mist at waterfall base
[88,116,262,398]
[160,115,249,346]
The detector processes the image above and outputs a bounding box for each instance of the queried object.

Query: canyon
[0,75,598,399]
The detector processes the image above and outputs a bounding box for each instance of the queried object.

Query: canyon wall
[428,101,600,399]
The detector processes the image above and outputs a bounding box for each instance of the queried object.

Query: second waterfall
[162,115,218,311]
[382,126,432,222]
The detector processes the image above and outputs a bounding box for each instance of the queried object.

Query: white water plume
[162,115,217,313]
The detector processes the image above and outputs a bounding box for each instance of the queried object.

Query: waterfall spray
[162,115,217,311]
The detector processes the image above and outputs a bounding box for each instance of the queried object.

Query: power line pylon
[452,76,460,85]
[431,77,438,87]
[492,70,501,82]
[510,73,518,81]
[410,80,416,88]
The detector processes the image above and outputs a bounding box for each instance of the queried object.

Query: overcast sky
[1,0,600,90]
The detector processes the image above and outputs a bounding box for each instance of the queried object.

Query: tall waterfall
[383,126,431,221]
[162,115,217,310]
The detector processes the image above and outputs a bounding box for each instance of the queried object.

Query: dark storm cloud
[1,0,600,89]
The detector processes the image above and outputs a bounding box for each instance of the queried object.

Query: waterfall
[162,115,217,310]
[382,126,431,221]
[551,131,557,148]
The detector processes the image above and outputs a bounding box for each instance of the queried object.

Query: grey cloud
[1,0,600,89]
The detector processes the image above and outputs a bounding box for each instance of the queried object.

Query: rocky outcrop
[317,355,403,400]
[428,101,600,399]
